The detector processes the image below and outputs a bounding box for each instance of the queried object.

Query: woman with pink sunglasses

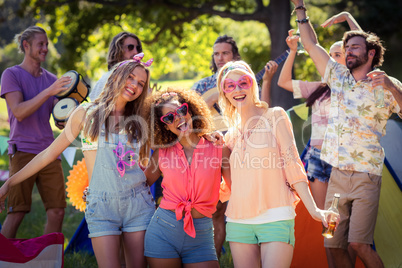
[216,61,336,268]
[141,87,231,267]
[0,55,155,268]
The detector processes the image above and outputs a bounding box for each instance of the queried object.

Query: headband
[155,92,178,106]
[118,52,154,69]
[221,63,250,77]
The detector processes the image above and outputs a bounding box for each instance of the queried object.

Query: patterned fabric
[322,59,402,176]
[292,80,331,147]
[191,74,217,95]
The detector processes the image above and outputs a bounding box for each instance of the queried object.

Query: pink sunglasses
[222,74,253,93]
[160,103,189,125]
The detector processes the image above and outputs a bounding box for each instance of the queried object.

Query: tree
[3,0,401,108]
[4,0,299,109]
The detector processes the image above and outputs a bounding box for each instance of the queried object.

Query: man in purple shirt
[0,26,71,238]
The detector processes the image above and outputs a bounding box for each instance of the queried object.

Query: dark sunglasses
[160,103,189,125]
[125,44,142,52]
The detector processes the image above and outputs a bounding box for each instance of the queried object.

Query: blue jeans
[144,208,217,263]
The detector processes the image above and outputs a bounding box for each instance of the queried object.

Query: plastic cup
[374,86,384,108]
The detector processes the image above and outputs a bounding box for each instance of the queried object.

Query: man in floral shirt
[292,1,402,267]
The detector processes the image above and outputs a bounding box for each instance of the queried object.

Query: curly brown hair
[343,30,385,69]
[142,87,213,149]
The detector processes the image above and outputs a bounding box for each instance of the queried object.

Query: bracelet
[291,5,307,15]
[296,16,310,24]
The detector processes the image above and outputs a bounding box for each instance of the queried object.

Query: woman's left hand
[313,208,340,229]
[204,131,225,146]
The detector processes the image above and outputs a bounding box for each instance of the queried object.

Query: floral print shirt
[192,73,217,95]
[321,59,402,176]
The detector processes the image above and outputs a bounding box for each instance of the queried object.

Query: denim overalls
[85,129,155,238]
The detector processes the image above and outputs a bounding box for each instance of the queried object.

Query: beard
[346,52,368,71]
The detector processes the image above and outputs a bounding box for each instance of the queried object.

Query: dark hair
[305,83,331,107]
[142,88,213,148]
[343,30,385,69]
[14,26,46,54]
[107,32,142,70]
[210,35,241,73]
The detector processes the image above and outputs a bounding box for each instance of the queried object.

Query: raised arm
[0,106,86,211]
[260,61,278,105]
[278,30,299,92]
[321,11,362,31]
[4,76,72,122]
[291,0,330,77]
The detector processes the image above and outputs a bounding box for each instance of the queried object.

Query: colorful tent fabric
[64,218,93,255]
[0,232,64,267]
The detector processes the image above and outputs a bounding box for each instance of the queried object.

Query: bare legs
[0,212,25,238]
[44,208,65,234]
[212,201,227,258]
[147,257,219,268]
[328,243,383,268]
[92,231,147,268]
[230,241,293,268]
[122,231,147,267]
[1,207,64,238]
[92,235,121,268]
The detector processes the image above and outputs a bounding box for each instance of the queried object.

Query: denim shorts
[144,208,217,263]
[305,146,332,183]
[85,182,155,238]
[226,220,295,246]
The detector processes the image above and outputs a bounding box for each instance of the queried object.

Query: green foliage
[2,0,401,107]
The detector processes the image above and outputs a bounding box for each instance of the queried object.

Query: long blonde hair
[83,61,150,160]
[216,60,267,127]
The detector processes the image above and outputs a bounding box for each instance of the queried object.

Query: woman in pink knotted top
[142,87,231,267]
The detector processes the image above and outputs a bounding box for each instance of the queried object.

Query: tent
[287,104,402,267]
[0,232,64,267]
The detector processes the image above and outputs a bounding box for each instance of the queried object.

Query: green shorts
[226,219,295,246]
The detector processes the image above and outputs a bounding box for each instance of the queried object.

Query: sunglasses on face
[160,103,189,125]
[125,44,142,52]
[222,74,253,93]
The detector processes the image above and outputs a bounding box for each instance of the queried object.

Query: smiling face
[25,33,48,63]
[120,66,147,103]
[161,100,193,137]
[223,71,254,109]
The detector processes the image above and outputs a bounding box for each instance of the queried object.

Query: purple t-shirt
[1,65,57,155]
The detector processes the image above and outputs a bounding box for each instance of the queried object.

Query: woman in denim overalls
[0,56,155,268]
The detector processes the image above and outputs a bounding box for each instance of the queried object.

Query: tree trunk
[265,0,300,110]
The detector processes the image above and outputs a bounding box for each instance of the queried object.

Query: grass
[151,79,196,92]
